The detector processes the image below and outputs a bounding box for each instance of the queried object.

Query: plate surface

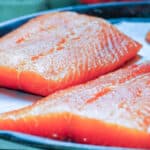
[0,1,149,150]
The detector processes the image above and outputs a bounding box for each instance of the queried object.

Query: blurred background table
[0,0,145,22]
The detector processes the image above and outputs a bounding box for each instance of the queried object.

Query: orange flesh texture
[0,12,141,96]
[71,74,150,148]
[0,12,89,49]
[0,62,149,148]
[146,31,150,43]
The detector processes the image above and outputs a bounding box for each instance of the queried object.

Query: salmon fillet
[0,12,141,96]
[146,31,150,44]
[0,62,149,148]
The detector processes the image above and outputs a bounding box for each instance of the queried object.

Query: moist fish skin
[0,62,149,148]
[0,12,141,96]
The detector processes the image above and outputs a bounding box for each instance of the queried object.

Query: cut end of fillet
[20,71,49,96]
[0,112,69,140]
[70,115,150,148]
[0,67,18,89]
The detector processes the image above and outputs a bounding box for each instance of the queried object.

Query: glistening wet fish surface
[0,62,149,148]
[0,12,141,96]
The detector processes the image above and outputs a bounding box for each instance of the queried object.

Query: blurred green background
[0,0,140,22]
[0,0,80,22]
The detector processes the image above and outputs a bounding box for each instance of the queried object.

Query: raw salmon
[0,12,141,96]
[146,31,150,44]
[0,12,93,49]
[0,62,149,148]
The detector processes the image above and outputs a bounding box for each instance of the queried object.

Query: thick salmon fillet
[0,62,149,148]
[0,12,141,96]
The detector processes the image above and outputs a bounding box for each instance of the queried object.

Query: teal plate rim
[0,131,143,150]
